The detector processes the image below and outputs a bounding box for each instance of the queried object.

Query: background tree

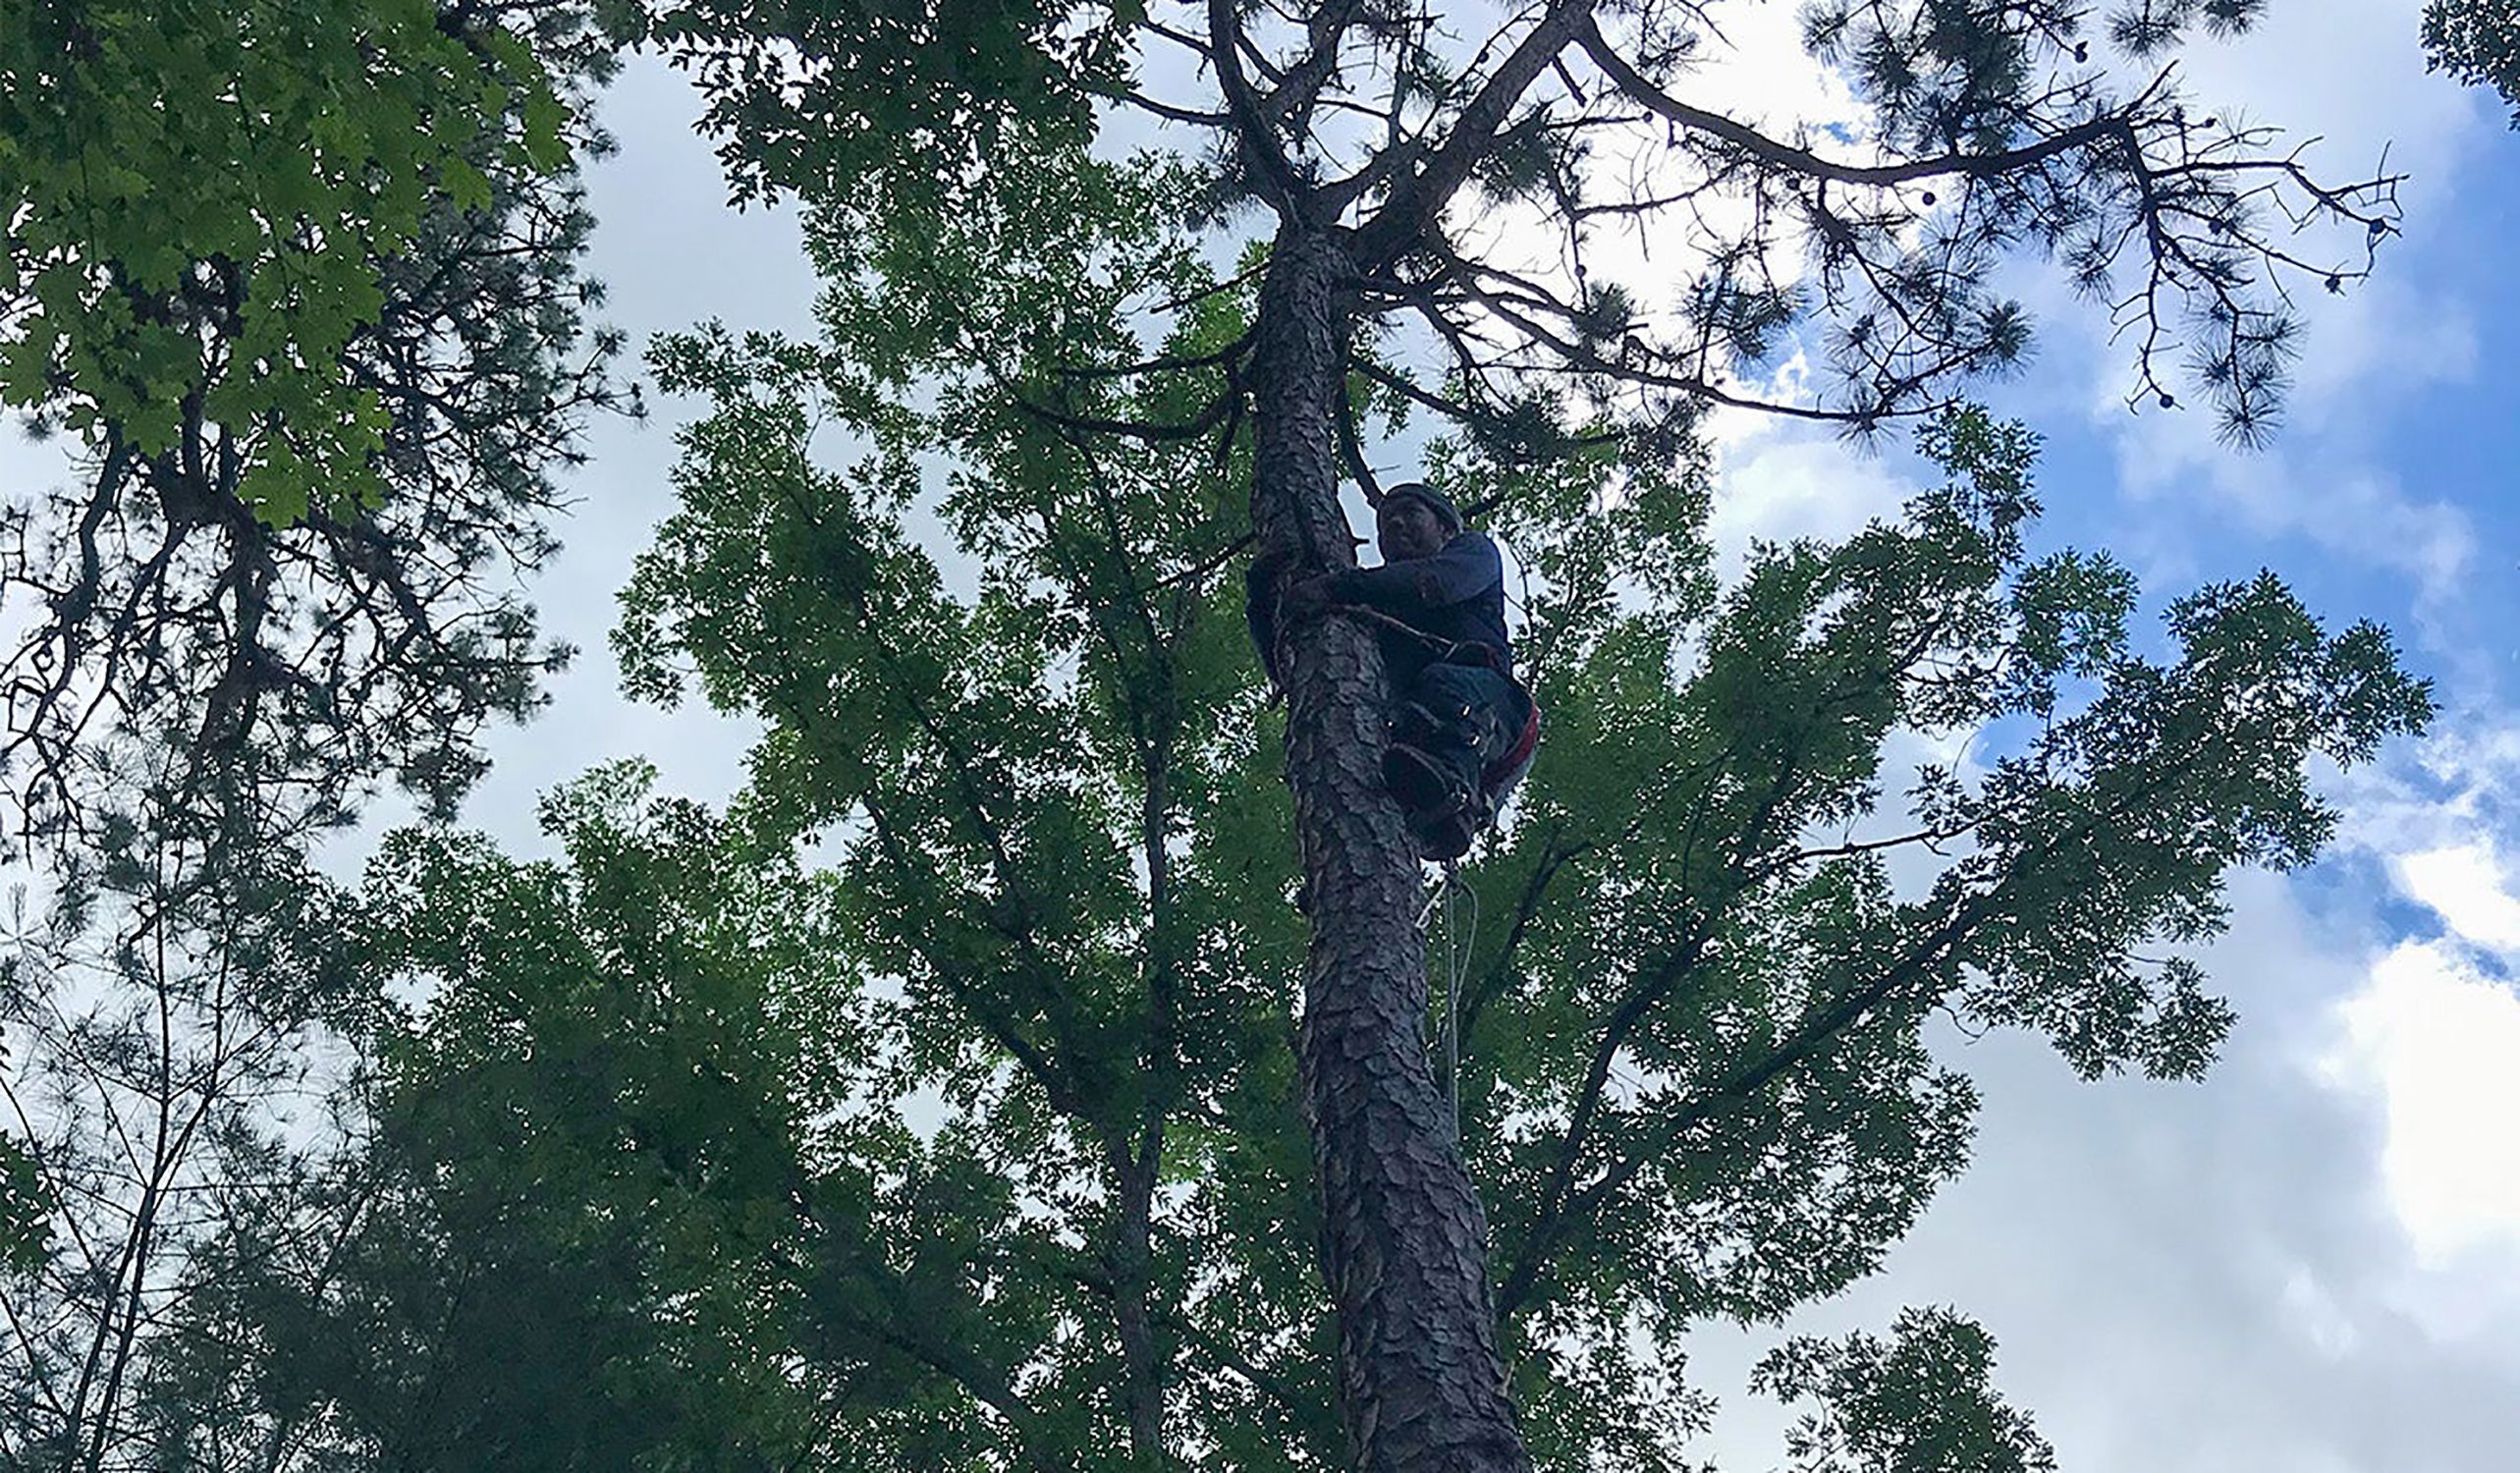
[138,768,853,1470]
[0,6,640,1466]
[0,768,363,1470]
[648,2,2416,1465]
[0,0,641,862]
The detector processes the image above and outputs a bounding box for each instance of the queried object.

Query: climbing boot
[1417,780,1499,862]
[1413,805,1479,862]
[1381,741,1465,817]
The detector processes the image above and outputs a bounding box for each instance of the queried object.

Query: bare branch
[1351,0,1599,261]
[1208,0,1315,222]
[1578,14,2146,191]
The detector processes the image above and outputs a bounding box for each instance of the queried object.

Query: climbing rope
[1417,860,1480,1135]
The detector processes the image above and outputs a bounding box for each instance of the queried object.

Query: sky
[5,2,2513,1467]
[1669,5,2520,1469]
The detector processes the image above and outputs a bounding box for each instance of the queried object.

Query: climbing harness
[1342,603,1544,848]
[1256,527,1542,863]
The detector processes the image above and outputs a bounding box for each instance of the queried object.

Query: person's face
[1377,496,1449,562]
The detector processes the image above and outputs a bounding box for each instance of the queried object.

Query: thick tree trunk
[1246,230,1533,1473]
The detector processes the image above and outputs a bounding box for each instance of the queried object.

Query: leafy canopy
[0,0,584,520]
[128,117,2430,1450]
[0,1,2449,1466]
[1,1,642,864]
[145,770,858,1469]
[2426,0,2520,126]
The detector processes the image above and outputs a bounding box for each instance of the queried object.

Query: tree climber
[1248,482,1538,861]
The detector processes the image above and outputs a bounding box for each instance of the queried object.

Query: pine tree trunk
[1246,230,1534,1473]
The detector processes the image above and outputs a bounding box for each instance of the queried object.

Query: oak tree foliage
[176,145,2427,1463]
[0,0,641,865]
[2426,0,2520,125]
[622,2,2427,1465]
[188,373,2425,1467]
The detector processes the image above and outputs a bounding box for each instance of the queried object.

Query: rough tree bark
[1247,229,1534,1473]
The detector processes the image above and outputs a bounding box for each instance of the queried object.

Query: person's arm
[1330,533,1500,619]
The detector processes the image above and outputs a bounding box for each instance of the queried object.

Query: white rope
[1425,858,1480,1138]
[1446,867,1461,1131]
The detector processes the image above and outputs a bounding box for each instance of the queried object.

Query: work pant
[1395,661,1524,805]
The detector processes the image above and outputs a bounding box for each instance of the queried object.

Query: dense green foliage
[0,1128,49,1274]
[145,775,853,1467]
[2427,0,2520,125]
[0,0,639,857]
[1754,1308,2057,1473]
[147,133,2426,1454]
[3,0,569,518]
[0,6,639,1465]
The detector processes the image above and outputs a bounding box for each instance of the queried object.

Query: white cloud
[1704,421,1914,576]
[2278,1263,2362,1359]
[1965,0,2498,628]
[2327,941,2520,1272]
[2397,845,2520,959]
[2171,0,2488,191]
[2108,430,2480,610]
[1688,866,2520,1473]
[2325,721,2520,877]
[2310,727,2520,1307]
[1672,1,1865,138]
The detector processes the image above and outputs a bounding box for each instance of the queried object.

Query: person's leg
[1425,664,1514,789]
[1384,666,1467,817]
[1385,663,1511,816]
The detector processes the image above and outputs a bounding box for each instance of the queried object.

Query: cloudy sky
[6,1,2506,1466]
[433,6,2520,1468]
[1670,5,2520,1470]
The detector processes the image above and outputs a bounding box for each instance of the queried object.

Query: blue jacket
[1247,531,1513,686]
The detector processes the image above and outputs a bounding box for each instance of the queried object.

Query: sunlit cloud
[2397,844,2520,960]
[2327,941,2520,1269]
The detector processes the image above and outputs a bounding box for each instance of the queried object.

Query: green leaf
[0,1134,52,1275]
[441,156,493,214]
[520,82,572,173]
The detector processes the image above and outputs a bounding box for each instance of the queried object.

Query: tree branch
[1208,0,1315,223]
[1577,14,2145,190]
[1353,0,1599,264]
